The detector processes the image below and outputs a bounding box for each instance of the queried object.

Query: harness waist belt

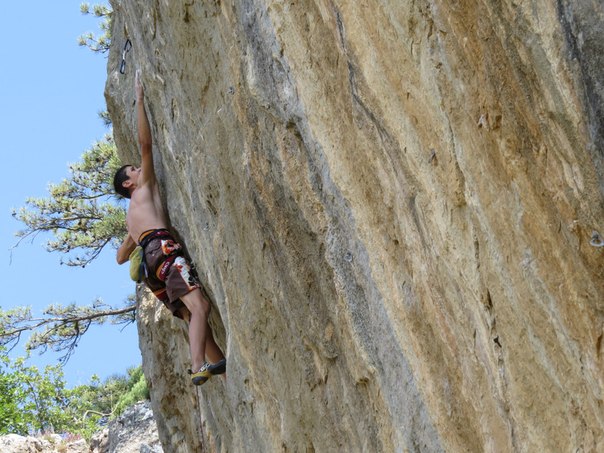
[138,229,173,249]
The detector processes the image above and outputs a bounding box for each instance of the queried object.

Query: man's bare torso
[126,181,169,243]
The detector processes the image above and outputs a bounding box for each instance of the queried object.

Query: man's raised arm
[135,70,155,185]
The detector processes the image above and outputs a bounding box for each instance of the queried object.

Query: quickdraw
[119,39,132,74]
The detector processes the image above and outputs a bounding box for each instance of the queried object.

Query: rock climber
[113,70,226,385]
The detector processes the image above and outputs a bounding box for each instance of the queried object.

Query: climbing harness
[119,39,132,74]
[130,229,184,283]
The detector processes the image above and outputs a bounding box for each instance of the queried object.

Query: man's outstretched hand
[135,69,144,99]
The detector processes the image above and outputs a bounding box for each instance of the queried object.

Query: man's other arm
[116,234,137,264]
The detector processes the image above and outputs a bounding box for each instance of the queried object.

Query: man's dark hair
[113,165,132,199]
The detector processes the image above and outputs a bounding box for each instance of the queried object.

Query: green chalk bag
[129,245,145,282]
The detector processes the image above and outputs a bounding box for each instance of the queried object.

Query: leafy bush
[0,349,148,439]
[113,367,150,416]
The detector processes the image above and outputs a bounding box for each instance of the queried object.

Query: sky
[0,1,141,386]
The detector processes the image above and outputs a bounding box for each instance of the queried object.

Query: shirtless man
[113,70,225,385]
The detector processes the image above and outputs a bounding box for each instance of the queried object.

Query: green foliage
[0,351,93,437]
[0,356,28,434]
[0,350,148,439]
[13,135,126,267]
[78,3,112,53]
[113,366,150,415]
[90,366,151,418]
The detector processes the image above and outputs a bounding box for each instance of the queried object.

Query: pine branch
[12,135,127,267]
[2,306,135,339]
[0,302,136,363]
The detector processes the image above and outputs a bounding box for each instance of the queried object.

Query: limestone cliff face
[105,1,604,451]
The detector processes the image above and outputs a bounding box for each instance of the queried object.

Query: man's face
[125,166,141,186]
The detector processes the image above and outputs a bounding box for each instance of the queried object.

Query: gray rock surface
[105,1,604,452]
[0,401,161,453]
[0,434,88,453]
[91,401,162,453]
[0,434,50,453]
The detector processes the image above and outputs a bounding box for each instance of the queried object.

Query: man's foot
[189,359,227,385]
[190,363,211,385]
[208,358,226,375]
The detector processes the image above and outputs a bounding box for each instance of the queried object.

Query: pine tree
[13,136,126,267]
[5,135,136,361]
[78,3,112,53]
[1,3,137,361]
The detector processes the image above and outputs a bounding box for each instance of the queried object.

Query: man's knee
[183,289,211,318]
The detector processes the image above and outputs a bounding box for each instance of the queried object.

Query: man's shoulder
[132,181,157,199]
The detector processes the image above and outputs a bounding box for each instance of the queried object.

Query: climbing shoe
[208,358,227,375]
[190,363,212,386]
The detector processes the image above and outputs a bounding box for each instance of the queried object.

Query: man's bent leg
[180,288,210,372]
[177,304,225,364]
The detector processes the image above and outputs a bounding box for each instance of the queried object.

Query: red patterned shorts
[140,230,201,318]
